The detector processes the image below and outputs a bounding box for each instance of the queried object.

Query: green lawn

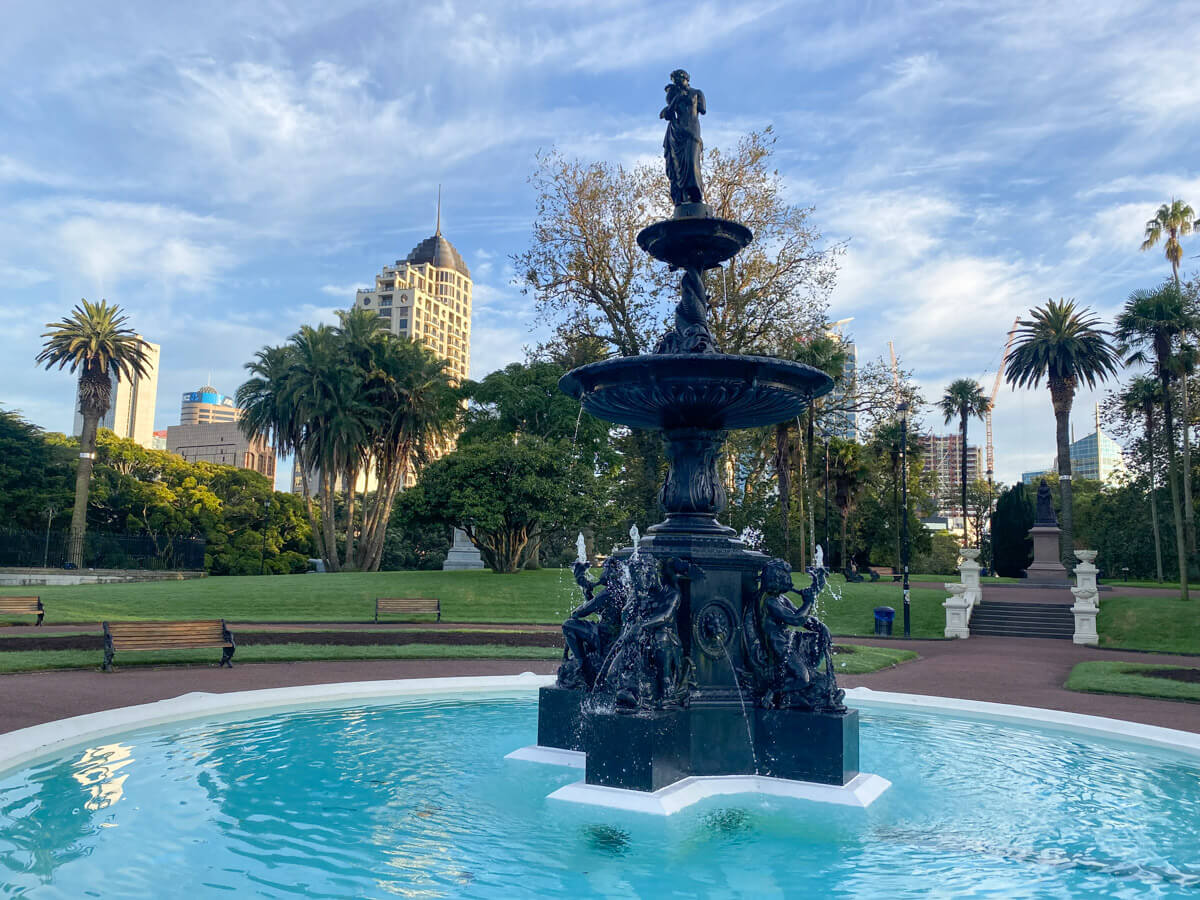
[1065,660,1200,703]
[1098,596,1200,655]
[0,569,947,637]
[0,639,913,675]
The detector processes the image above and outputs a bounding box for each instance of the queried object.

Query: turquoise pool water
[0,696,1197,898]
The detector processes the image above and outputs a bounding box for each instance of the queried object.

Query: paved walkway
[0,636,1196,737]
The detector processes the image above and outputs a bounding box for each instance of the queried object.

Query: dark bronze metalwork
[1035,477,1058,526]
[540,73,853,793]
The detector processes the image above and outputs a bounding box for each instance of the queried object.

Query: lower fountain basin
[2,680,1198,897]
[559,353,834,431]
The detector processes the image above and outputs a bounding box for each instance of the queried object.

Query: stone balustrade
[942,548,982,639]
[1071,549,1099,645]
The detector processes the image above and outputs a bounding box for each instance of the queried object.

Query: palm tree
[35,300,152,566]
[792,333,850,566]
[1119,376,1165,582]
[828,438,869,572]
[1115,282,1197,599]
[938,378,989,544]
[1004,299,1120,564]
[1141,199,1199,549]
[1141,199,1196,286]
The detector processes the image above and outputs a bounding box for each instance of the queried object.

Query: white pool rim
[0,675,1197,777]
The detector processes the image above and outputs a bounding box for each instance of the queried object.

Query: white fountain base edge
[506,744,890,815]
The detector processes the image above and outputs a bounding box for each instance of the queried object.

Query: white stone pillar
[1071,550,1100,645]
[958,548,982,612]
[943,583,971,638]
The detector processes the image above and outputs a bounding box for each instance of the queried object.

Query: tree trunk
[1182,374,1196,553]
[795,439,807,570]
[68,411,101,567]
[959,411,969,545]
[840,510,849,572]
[1050,380,1075,567]
[1145,412,1165,582]
[320,467,340,572]
[342,465,357,571]
[1161,371,1189,598]
[773,423,790,555]
[806,410,817,562]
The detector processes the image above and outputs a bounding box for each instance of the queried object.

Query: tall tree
[1142,199,1198,544]
[1004,299,1120,564]
[1115,282,1198,598]
[35,300,152,566]
[1118,376,1166,582]
[937,378,989,544]
[828,437,869,571]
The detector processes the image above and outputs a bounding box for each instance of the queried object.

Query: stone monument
[1023,479,1069,583]
[442,528,484,571]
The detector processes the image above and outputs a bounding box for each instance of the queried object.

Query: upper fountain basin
[559,353,834,431]
[637,216,753,271]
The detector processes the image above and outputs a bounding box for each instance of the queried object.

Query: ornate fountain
[530,71,864,800]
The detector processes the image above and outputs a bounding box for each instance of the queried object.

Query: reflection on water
[72,742,135,811]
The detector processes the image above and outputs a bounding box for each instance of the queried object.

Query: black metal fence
[0,529,207,571]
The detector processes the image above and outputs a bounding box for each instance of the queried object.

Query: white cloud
[320,283,369,299]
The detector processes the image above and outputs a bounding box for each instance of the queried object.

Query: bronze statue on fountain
[538,71,859,793]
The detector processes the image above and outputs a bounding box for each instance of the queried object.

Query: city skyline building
[919,432,984,516]
[72,335,160,449]
[1021,409,1127,487]
[820,320,857,440]
[167,421,275,479]
[353,211,472,384]
[180,385,240,425]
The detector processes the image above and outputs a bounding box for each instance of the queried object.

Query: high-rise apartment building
[73,336,160,449]
[181,386,240,424]
[919,433,984,515]
[353,222,472,383]
[817,321,857,440]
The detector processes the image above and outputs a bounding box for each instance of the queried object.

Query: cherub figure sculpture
[557,557,624,689]
[745,558,845,712]
[597,555,693,711]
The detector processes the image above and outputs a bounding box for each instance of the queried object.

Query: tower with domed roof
[353,194,472,382]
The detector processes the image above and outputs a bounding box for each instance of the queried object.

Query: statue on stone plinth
[745,558,845,712]
[661,69,706,207]
[1035,478,1057,526]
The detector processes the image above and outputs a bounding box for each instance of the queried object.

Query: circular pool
[0,683,1196,897]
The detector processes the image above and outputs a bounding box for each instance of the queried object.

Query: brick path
[1,635,1197,737]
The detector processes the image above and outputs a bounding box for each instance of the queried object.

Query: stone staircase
[969,600,1074,640]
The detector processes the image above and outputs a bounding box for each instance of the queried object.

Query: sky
[3,0,1199,488]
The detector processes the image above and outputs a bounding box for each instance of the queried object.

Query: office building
[73,336,160,449]
[181,386,240,425]
[353,217,472,383]
[1021,412,1127,487]
[151,430,167,451]
[818,321,857,440]
[167,422,275,479]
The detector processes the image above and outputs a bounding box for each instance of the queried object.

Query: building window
[362,296,371,306]
[381,294,392,306]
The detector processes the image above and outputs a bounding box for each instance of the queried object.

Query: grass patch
[1098,596,1200,655]
[0,569,948,636]
[833,644,918,674]
[1065,660,1200,702]
[0,642,562,674]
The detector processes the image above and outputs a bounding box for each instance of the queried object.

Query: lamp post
[898,402,911,638]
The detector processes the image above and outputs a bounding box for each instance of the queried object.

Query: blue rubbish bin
[874,606,895,636]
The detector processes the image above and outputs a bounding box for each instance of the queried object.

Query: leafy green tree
[991,483,1034,577]
[1115,282,1197,598]
[1004,299,1120,564]
[34,300,153,565]
[937,378,989,541]
[1117,376,1166,581]
[415,438,594,573]
[828,438,869,570]
[0,410,73,532]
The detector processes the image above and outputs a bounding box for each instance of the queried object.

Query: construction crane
[888,341,902,406]
[985,317,1022,484]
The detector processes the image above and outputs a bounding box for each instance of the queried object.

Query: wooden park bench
[102,620,235,672]
[374,597,441,623]
[0,596,44,625]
